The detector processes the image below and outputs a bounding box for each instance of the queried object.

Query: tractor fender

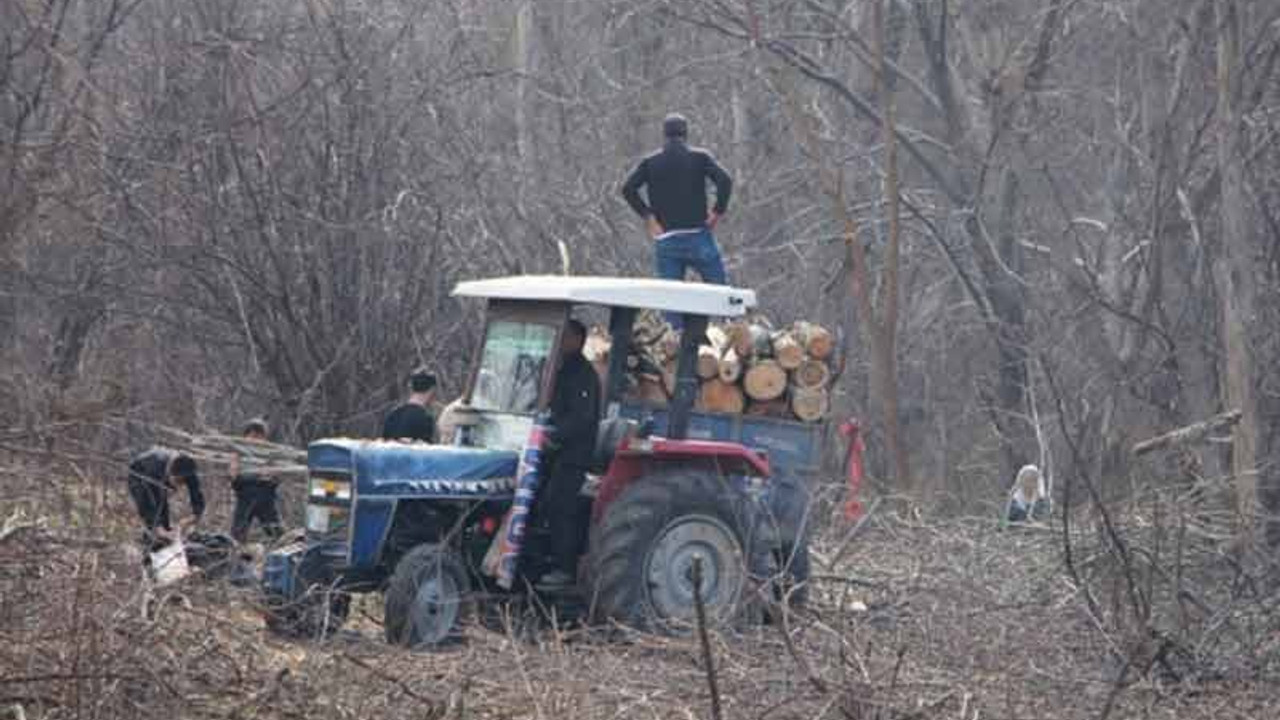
[591,436,771,524]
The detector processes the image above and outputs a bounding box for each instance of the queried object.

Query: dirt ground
[3,497,1278,720]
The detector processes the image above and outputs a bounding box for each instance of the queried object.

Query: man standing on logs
[622,113,734,327]
[534,319,600,589]
[126,447,205,548]
[382,368,437,443]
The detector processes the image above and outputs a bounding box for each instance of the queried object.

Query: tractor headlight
[309,477,352,502]
[306,475,352,537]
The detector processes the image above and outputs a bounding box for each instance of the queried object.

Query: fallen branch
[148,424,308,477]
[1131,410,1242,457]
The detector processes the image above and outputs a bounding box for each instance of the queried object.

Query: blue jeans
[654,229,727,328]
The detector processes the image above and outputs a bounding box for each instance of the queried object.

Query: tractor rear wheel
[589,469,759,633]
[384,543,472,649]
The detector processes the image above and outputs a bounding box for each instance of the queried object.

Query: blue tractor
[261,276,832,647]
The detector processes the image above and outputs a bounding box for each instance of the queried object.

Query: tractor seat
[590,416,638,474]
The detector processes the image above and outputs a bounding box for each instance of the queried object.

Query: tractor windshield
[471,320,556,414]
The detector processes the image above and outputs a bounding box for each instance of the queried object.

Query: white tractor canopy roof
[452,275,758,317]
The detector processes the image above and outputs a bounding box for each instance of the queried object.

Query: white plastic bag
[150,540,191,586]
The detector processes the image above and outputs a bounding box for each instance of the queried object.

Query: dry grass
[3,452,1279,720]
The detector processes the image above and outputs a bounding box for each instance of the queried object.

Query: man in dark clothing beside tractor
[534,319,601,589]
[382,368,437,443]
[126,448,205,548]
[622,113,734,327]
[229,418,284,544]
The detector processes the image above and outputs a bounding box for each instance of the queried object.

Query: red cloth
[840,420,866,521]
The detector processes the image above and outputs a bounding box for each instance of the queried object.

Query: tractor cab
[452,275,760,452]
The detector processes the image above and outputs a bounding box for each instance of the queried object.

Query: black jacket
[382,403,436,443]
[622,140,733,232]
[549,353,600,467]
[127,447,205,528]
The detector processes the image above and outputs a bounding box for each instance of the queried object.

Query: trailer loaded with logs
[586,313,837,423]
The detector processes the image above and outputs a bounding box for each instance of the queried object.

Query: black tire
[264,588,350,639]
[384,543,473,649]
[589,468,761,633]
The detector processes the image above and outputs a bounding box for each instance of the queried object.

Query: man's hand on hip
[646,216,664,239]
[706,211,721,230]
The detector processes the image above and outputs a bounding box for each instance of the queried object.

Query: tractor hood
[308,439,518,498]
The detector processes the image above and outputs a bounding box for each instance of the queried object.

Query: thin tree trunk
[1213,0,1259,534]
[875,0,911,491]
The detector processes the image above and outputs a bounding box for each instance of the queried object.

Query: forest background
[3,0,1279,529]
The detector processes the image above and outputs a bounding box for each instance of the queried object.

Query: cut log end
[718,348,743,384]
[796,322,835,360]
[790,385,830,423]
[792,358,831,389]
[744,359,788,401]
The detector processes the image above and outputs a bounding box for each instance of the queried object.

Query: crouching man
[127,447,205,549]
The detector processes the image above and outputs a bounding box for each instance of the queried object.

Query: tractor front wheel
[384,543,473,649]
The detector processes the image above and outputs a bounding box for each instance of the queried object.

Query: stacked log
[718,348,743,383]
[789,385,830,423]
[697,378,746,414]
[606,316,836,423]
[794,321,834,360]
[792,358,831,390]
[696,345,721,380]
[743,358,788,401]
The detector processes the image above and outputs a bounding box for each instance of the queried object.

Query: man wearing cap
[126,447,205,548]
[382,368,437,443]
[229,418,284,544]
[621,113,734,303]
